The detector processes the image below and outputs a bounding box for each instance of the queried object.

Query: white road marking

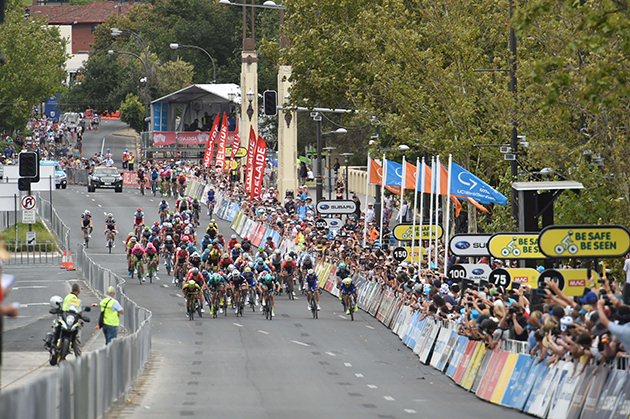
[367,385,378,389]
[355,373,364,378]
[338,315,346,319]
[98,204,102,207]
[290,340,309,347]
[233,323,244,327]
[20,302,49,307]
[12,286,48,290]
[384,396,395,401]
[366,325,375,329]
[404,409,417,414]
[103,212,108,215]
[325,351,336,357]
[100,137,106,154]
[161,284,169,288]
[150,199,154,202]
[344,362,352,367]
[258,330,269,335]
[91,199,95,202]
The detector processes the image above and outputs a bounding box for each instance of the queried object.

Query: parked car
[40,160,67,189]
[88,166,123,193]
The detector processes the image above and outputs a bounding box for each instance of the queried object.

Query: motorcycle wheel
[49,348,59,366]
[60,339,71,361]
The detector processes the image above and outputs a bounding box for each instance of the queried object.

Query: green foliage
[118,93,145,133]
[0,0,66,132]
[156,58,193,97]
[0,141,21,154]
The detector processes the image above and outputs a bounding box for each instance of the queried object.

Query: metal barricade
[3,239,58,265]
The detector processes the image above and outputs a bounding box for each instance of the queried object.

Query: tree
[0,0,66,132]
[156,58,193,98]
[119,93,145,133]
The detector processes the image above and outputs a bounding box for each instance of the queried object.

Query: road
[14,123,530,418]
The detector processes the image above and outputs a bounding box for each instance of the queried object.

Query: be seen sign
[538,225,630,258]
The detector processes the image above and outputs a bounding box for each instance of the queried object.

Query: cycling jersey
[228,239,239,249]
[254,262,271,274]
[177,175,186,185]
[219,256,233,269]
[340,282,357,295]
[151,170,159,180]
[182,281,201,296]
[81,215,92,227]
[282,260,296,273]
[189,257,202,268]
[176,249,189,263]
[336,268,351,280]
[229,272,245,285]
[305,273,319,291]
[105,218,116,230]
[242,272,256,286]
[185,272,205,285]
[231,248,242,259]
[132,248,145,258]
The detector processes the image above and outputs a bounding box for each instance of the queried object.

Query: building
[29,1,133,74]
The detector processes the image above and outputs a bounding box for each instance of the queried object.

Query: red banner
[202,114,221,167]
[152,132,177,146]
[227,118,240,173]
[214,113,229,172]
[152,130,235,147]
[244,126,256,192]
[250,134,266,201]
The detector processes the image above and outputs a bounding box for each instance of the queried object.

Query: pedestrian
[100,286,124,345]
[299,161,307,186]
[128,152,135,171]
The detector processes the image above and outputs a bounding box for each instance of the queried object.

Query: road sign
[22,209,36,224]
[488,233,544,259]
[21,195,36,210]
[447,263,492,283]
[401,246,426,263]
[448,264,467,281]
[392,223,443,241]
[538,225,630,258]
[316,200,357,215]
[234,147,247,158]
[488,268,540,289]
[392,247,408,262]
[25,231,37,244]
[449,234,492,257]
[488,268,511,288]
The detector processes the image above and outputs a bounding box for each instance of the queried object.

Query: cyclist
[260,273,280,317]
[130,243,146,281]
[219,253,234,272]
[304,269,321,311]
[191,197,200,223]
[158,200,170,222]
[177,196,190,213]
[150,167,159,192]
[208,272,226,315]
[216,234,226,250]
[176,171,187,196]
[182,280,202,317]
[189,251,202,269]
[299,253,315,290]
[206,219,219,240]
[144,243,158,280]
[104,213,117,247]
[242,267,259,305]
[241,237,252,254]
[185,267,206,312]
[162,234,175,269]
[270,249,283,274]
[254,257,271,275]
[126,236,138,274]
[173,246,189,284]
[201,234,212,250]
[141,226,152,246]
[228,235,239,249]
[281,256,297,296]
[339,277,358,314]
[230,243,242,260]
[207,245,221,271]
[228,268,247,310]
[335,262,351,288]
[81,210,93,245]
[263,236,276,254]
[137,166,146,194]
[133,208,145,234]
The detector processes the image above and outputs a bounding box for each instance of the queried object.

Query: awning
[512,181,584,191]
[151,84,241,105]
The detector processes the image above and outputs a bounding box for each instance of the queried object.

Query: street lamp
[339,152,354,200]
[170,43,217,83]
[218,0,285,9]
[313,112,346,203]
[322,146,336,199]
[246,89,255,121]
[108,49,149,123]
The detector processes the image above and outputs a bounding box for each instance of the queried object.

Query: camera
[508,306,520,315]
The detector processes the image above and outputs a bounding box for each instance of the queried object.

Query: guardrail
[36,196,70,254]
[0,203,152,419]
[65,168,89,186]
[3,240,58,265]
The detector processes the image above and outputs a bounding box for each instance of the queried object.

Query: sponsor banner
[408,319,428,353]
[539,224,630,258]
[445,336,469,378]
[499,354,534,408]
[392,223,444,241]
[319,217,343,230]
[475,349,503,398]
[461,343,488,391]
[490,352,520,404]
[250,135,266,201]
[547,363,586,419]
[592,369,628,419]
[152,131,177,145]
[514,362,548,412]
[471,349,495,394]
[478,350,510,400]
[565,365,597,419]
[418,319,441,364]
[579,366,610,419]
[488,268,539,290]
[316,200,357,215]
[430,327,454,369]
[449,233,492,257]
[453,340,479,385]
[488,232,544,259]
[402,312,421,346]
[436,330,459,373]
[448,263,492,283]
[526,363,567,417]
[214,113,229,171]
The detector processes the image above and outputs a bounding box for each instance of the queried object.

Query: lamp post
[313,115,346,203]
[108,49,149,123]
[246,89,255,121]
[322,146,336,199]
[169,43,216,83]
[339,152,354,200]
[369,143,409,224]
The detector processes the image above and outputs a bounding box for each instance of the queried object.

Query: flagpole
[444,155,453,275]
[399,156,406,233]
[411,157,419,267]
[427,157,435,268]
[363,153,371,247]
[418,157,426,267]
[379,154,386,246]
[434,155,441,268]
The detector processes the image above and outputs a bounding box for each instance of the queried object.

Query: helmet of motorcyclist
[49,295,63,308]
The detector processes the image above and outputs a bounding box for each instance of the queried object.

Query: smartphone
[587,267,592,278]
[535,288,547,296]
[512,283,521,290]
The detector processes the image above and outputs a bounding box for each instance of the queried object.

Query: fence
[36,196,70,254]
[0,205,152,419]
[3,240,58,265]
[65,168,89,186]
[227,208,630,419]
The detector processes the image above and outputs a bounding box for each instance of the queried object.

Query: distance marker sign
[538,225,630,258]
[488,233,544,260]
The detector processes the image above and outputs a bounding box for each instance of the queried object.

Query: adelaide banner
[250,134,266,201]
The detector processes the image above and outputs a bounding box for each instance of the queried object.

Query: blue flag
[384,159,404,187]
[449,162,507,205]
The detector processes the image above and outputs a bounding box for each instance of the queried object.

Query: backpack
[99,299,113,328]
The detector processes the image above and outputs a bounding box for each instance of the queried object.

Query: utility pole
[509,0,518,222]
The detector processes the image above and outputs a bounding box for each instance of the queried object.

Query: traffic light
[263,90,277,116]
[19,151,39,178]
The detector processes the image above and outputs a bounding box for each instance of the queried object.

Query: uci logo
[320,204,329,210]
[455,241,470,250]
[472,269,484,275]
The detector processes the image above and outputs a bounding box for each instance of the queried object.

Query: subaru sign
[316,200,357,215]
[448,263,492,283]
[449,234,492,257]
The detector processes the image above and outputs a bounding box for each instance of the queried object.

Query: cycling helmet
[184,228,191,234]
[166,235,172,241]
[128,232,134,237]
[193,197,198,201]
[213,239,219,244]
[343,278,352,285]
[274,249,281,254]
[192,267,199,275]
[258,247,264,252]
[339,263,347,270]
[162,200,166,205]
[107,213,113,218]
[244,267,251,273]
[232,269,240,276]
[231,234,237,239]
[218,234,223,239]
[154,221,159,226]
[235,244,241,249]
[146,243,156,251]
[133,243,143,251]
[228,264,235,271]
[137,208,142,212]
[304,254,311,260]
[49,295,63,308]
[204,234,210,239]
[286,256,293,262]
[257,257,263,263]
[267,236,272,241]
[211,219,216,223]
[144,226,150,231]
[191,251,200,258]
[182,236,190,242]
[84,210,90,216]
[130,237,137,242]
[307,269,314,275]
[265,274,273,281]
[188,280,196,286]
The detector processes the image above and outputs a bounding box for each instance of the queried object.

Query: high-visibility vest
[62,292,81,311]
[100,297,120,327]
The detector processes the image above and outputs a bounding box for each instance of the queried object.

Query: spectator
[597,297,630,351]
[298,161,308,185]
[100,286,124,345]
[363,203,376,224]
[623,253,630,284]
[333,158,340,177]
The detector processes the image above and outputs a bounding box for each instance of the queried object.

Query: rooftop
[30,1,132,25]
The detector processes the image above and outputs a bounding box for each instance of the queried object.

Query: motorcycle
[43,296,91,366]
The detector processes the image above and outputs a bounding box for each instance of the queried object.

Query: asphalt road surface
[42,125,530,418]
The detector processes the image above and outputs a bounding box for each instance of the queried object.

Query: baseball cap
[579,291,598,305]
[551,305,565,319]
[560,316,573,332]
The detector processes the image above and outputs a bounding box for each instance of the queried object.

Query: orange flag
[404,161,416,191]
[368,158,402,194]
[467,197,490,214]
[451,196,463,217]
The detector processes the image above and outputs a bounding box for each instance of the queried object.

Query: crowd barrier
[65,168,89,186]
[0,204,152,419]
[223,207,630,419]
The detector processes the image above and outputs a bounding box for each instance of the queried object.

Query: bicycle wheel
[189,302,194,321]
[311,296,317,319]
[349,301,354,321]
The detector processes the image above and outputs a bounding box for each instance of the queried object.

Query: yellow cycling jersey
[182,282,201,295]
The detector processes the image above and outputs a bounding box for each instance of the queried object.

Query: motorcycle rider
[61,283,83,356]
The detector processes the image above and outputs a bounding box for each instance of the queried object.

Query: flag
[467,197,490,213]
[244,126,256,191]
[214,113,229,172]
[449,162,508,205]
[229,118,240,160]
[416,162,433,193]
[384,159,404,188]
[367,158,402,194]
[250,134,267,201]
[404,161,417,190]
[202,114,220,167]
[451,196,463,217]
